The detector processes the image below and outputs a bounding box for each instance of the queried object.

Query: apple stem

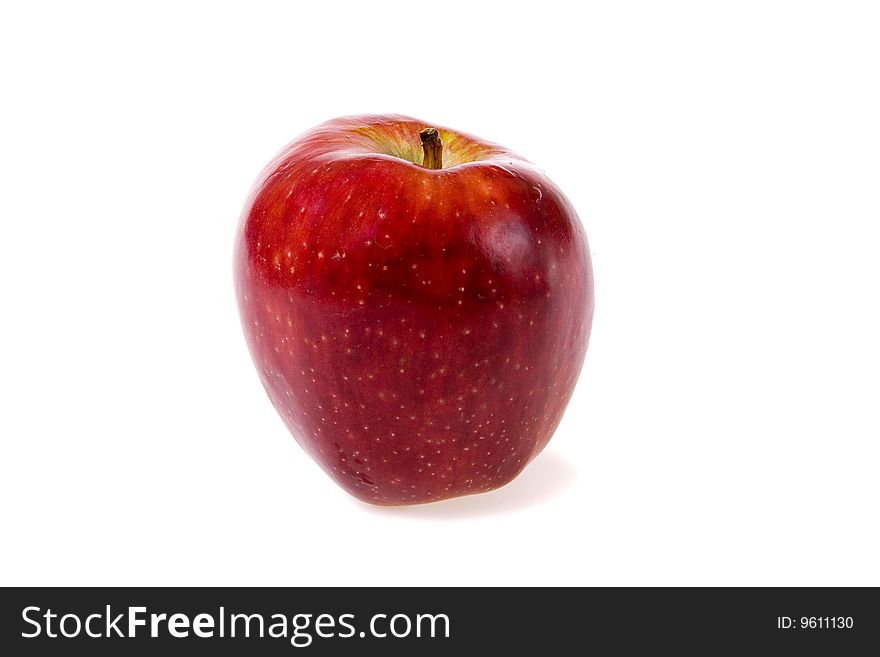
[419,127,443,170]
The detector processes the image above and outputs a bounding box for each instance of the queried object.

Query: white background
[1,1,878,586]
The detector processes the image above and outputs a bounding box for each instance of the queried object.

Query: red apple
[234,115,593,505]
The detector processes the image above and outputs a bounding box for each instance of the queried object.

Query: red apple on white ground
[234,115,593,505]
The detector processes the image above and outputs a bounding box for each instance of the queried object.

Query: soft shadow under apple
[358,450,577,520]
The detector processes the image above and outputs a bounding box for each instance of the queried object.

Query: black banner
[1,587,876,654]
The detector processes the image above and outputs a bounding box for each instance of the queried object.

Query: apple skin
[234,115,593,505]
